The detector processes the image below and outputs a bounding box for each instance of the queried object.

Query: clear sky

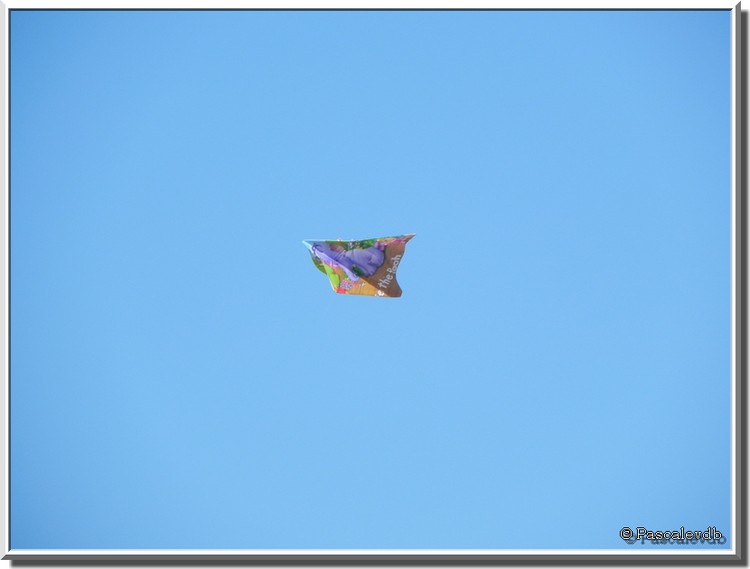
[10,9,732,550]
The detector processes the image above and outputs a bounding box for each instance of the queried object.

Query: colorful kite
[303,234,415,297]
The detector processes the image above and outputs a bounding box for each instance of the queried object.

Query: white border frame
[0,1,742,562]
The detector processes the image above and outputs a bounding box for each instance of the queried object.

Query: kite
[303,234,415,297]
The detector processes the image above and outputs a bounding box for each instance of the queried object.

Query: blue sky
[10,9,732,550]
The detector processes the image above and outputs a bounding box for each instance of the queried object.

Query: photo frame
[1,1,744,563]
